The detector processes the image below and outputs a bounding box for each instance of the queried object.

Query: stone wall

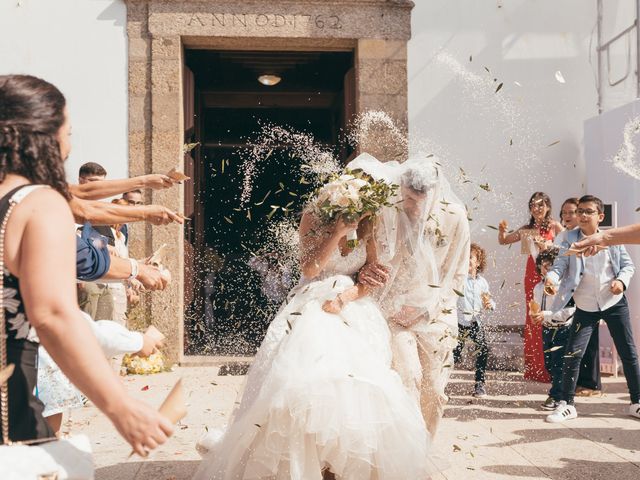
[125,0,414,363]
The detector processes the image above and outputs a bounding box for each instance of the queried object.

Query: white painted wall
[0,0,128,182]
[408,0,600,328]
[585,99,640,349]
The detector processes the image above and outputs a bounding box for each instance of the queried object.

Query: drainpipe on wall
[637,0,640,98]
[597,0,603,114]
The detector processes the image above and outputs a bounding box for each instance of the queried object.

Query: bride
[193,173,431,480]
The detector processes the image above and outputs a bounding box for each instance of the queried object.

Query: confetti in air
[239,123,341,206]
[610,116,640,181]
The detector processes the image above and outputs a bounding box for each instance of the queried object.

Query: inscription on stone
[187,13,343,30]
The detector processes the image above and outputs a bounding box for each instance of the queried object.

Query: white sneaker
[545,401,578,423]
[628,403,640,419]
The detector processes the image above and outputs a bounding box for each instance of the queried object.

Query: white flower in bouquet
[311,169,398,248]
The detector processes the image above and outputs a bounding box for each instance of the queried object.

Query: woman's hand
[322,297,343,314]
[573,232,610,257]
[333,216,360,237]
[533,237,553,251]
[109,400,174,457]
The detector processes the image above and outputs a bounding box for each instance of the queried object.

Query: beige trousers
[390,320,457,438]
[107,283,128,373]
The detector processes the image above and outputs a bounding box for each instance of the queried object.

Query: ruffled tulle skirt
[193,275,431,480]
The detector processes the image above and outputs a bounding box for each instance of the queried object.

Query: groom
[359,160,470,437]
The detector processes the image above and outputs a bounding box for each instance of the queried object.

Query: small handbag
[0,186,94,480]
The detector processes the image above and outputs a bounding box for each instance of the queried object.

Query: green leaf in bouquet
[223,216,233,224]
[453,288,465,297]
[479,183,491,192]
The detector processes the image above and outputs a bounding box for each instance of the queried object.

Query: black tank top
[1,185,40,342]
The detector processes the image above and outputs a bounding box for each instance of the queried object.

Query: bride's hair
[400,164,438,194]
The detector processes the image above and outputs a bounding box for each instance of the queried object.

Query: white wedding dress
[193,243,430,480]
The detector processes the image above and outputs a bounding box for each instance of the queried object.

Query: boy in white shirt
[544,195,640,422]
[454,243,495,398]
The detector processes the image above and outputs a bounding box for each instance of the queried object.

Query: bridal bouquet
[312,169,397,248]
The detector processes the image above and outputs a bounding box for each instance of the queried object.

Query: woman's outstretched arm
[11,189,172,456]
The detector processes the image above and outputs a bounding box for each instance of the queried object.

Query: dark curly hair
[535,247,559,276]
[470,243,487,273]
[0,75,70,199]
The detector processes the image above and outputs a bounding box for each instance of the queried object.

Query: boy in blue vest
[544,195,640,422]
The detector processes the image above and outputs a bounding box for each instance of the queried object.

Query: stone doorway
[125,0,414,363]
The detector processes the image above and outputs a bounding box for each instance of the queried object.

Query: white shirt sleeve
[81,311,143,357]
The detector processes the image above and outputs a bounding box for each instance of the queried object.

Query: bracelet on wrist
[128,258,139,280]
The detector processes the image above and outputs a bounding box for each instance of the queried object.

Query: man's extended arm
[69,197,183,226]
[69,174,176,200]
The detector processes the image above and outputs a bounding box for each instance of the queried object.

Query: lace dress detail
[323,243,367,278]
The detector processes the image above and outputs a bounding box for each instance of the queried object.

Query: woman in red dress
[498,192,563,382]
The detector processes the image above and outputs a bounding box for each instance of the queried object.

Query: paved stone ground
[69,367,640,480]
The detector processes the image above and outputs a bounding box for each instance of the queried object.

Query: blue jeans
[454,322,489,384]
[542,325,571,400]
[577,326,601,390]
[561,296,640,405]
